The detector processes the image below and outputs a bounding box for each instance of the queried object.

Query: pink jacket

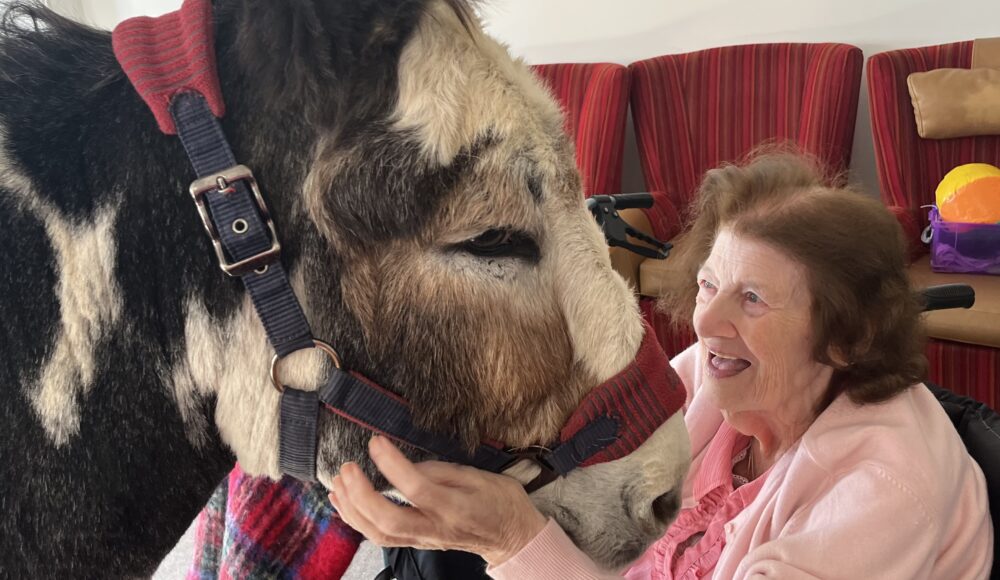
[490,343,993,579]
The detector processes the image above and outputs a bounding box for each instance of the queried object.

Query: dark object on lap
[379,547,490,580]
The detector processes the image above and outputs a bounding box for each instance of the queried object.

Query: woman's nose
[694,295,737,339]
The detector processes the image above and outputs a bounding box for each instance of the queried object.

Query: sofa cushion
[906,67,1000,139]
[637,242,688,300]
[972,36,1000,69]
[909,255,1000,348]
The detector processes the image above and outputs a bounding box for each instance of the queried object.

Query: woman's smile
[706,349,752,379]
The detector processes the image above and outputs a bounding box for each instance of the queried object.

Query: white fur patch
[2,125,126,445]
[394,1,566,166]
[170,298,220,449]
[172,267,328,474]
[32,208,123,445]
[548,201,646,383]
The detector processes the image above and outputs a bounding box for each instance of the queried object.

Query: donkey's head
[175,0,689,567]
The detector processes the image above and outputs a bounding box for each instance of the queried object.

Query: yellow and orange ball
[935,163,1000,224]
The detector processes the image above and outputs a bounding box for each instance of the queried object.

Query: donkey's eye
[470,229,510,249]
[458,228,540,262]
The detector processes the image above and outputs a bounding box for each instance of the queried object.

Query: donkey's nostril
[651,490,680,523]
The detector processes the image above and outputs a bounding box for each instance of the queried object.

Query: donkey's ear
[230,0,442,116]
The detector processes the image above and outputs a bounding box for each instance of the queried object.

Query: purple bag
[928,207,1000,275]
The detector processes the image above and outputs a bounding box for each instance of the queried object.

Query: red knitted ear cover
[559,322,686,466]
[112,0,225,135]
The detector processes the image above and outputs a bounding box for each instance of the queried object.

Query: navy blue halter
[111,0,685,490]
[170,92,620,485]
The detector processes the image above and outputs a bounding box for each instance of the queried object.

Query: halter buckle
[189,164,282,276]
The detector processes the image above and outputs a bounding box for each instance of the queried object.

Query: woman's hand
[328,435,548,566]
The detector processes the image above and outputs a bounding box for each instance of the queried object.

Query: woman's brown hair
[659,152,926,408]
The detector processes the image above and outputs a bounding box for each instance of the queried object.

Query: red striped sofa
[868,41,1000,408]
[531,62,630,197]
[624,43,864,357]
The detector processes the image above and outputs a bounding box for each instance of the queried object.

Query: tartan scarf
[188,466,362,579]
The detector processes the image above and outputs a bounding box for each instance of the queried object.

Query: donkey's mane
[0,2,120,93]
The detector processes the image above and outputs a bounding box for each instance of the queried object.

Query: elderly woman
[329,154,994,579]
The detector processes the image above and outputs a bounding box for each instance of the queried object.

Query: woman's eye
[699,279,716,291]
[744,291,762,304]
[458,228,540,261]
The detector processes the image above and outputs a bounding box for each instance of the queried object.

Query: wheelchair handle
[586,193,671,260]
[585,193,654,211]
[920,284,975,312]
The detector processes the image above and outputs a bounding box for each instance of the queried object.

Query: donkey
[0,0,689,577]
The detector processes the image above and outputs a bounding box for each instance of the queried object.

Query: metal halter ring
[270,340,342,393]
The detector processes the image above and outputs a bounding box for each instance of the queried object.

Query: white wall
[60,0,1000,196]
[47,0,174,27]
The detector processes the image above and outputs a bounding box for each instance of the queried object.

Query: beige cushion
[908,255,1000,348]
[972,37,1000,69]
[638,245,686,300]
[906,68,1000,139]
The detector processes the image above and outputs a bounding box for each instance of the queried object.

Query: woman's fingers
[331,463,437,547]
[412,458,488,486]
[329,436,548,564]
[329,475,387,542]
[367,436,455,506]
[370,436,493,489]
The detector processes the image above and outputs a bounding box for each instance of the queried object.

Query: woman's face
[693,228,832,422]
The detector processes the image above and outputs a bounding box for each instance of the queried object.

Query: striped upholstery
[188,63,634,578]
[531,63,630,196]
[868,42,1000,250]
[927,340,1000,411]
[868,42,1000,405]
[630,43,863,213]
[629,43,864,357]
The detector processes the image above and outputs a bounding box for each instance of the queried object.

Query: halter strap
[111,0,682,486]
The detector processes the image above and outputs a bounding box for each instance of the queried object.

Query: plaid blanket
[188,465,363,579]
